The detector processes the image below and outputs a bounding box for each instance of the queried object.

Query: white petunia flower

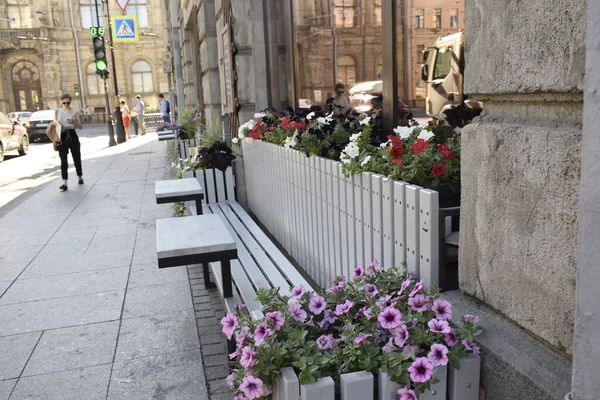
[393,125,413,139]
[253,112,266,119]
[283,132,298,148]
[231,137,239,144]
[418,130,435,141]
[317,117,329,125]
[359,116,371,126]
[380,141,391,149]
[360,155,372,166]
[350,132,362,142]
[306,112,315,120]
[434,113,447,121]
[454,127,462,134]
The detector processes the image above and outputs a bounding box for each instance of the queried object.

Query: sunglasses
[62,102,70,105]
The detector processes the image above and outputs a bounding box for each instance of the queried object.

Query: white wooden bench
[182,167,315,318]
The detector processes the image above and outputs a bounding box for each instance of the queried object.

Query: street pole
[169,0,185,115]
[95,0,116,146]
[382,0,398,134]
[329,0,337,86]
[103,0,126,143]
[67,0,85,111]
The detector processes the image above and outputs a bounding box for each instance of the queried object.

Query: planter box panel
[419,189,440,289]
[406,185,421,278]
[371,174,384,268]
[382,178,395,269]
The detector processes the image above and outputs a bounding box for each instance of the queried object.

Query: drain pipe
[67,0,85,110]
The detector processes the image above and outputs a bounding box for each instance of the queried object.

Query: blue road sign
[112,16,138,43]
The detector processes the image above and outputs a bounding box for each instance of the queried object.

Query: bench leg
[203,263,216,289]
[195,198,203,215]
[221,258,233,298]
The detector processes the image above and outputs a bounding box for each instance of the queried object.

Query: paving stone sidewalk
[0,135,231,400]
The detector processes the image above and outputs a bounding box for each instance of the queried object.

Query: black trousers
[58,129,82,180]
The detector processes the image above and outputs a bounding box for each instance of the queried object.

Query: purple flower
[239,375,265,399]
[408,294,429,312]
[221,312,239,340]
[366,260,380,274]
[265,311,285,331]
[357,306,372,320]
[391,324,410,347]
[234,395,249,400]
[316,334,335,350]
[463,314,480,324]
[226,370,237,390]
[289,303,307,323]
[462,339,481,355]
[427,343,449,366]
[397,279,412,296]
[353,333,372,344]
[378,307,403,330]
[432,299,453,320]
[382,338,396,353]
[445,329,459,346]
[323,309,337,324]
[235,304,247,314]
[335,299,354,315]
[428,318,451,334]
[326,280,347,294]
[353,265,364,279]
[254,322,273,346]
[376,295,392,309]
[396,387,418,400]
[229,349,239,360]
[236,326,250,347]
[290,285,306,299]
[309,295,327,315]
[403,345,419,356]
[240,346,256,368]
[409,280,423,297]
[363,284,379,296]
[408,357,434,383]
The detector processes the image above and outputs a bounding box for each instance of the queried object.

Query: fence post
[340,371,374,400]
[301,377,335,400]
[448,354,481,400]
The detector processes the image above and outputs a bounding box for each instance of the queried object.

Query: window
[414,8,424,29]
[131,60,154,93]
[433,47,452,81]
[127,0,149,28]
[86,63,103,95]
[7,0,32,29]
[432,8,442,29]
[333,0,355,28]
[80,0,104,29]
[337,56,356,87]
[374,3,382,26]
[450,8,459,28]
[416,44,425,64]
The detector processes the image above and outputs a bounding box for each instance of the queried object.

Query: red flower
[432,163,446,177]
[269,124,276,132]
[252,121,263,131]
[412,139,429,154]
[438,144,457,160]
[248,130,264,140]
[390,146,404,160]
[296,122,308,132]
[387,135,403,148]
[391,159,404,166]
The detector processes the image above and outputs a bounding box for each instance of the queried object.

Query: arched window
[337,56,356,87]
[131,61,153,93]
[86,63,103,95]
[333,0,355,28]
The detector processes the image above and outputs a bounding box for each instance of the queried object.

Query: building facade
[0,0,169,115]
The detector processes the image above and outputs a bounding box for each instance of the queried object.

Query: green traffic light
[96,60,107,71]
[74,91,80,97]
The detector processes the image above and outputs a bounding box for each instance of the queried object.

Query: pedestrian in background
[158,93,171,123]
[134,95,146,135]
[120,100,131,140]
[327,83,351,114]
[52,93,83,192]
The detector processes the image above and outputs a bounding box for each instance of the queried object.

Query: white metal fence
[242,140,442,289]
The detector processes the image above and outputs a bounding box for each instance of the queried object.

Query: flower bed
[222,263,480,399]
[235,108,460,190]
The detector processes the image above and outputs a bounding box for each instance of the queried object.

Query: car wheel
[18,135,29,156]
[0,144,4,162]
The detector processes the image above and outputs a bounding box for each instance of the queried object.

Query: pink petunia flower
[463,314,480,324]
[378,307,403,330]
[382,338,396,353]
[236,326,250,347]
[428,318,451,334]
[427,343,449,366]
[403,345,419,356]
[408,294,429,312]
[289,303,308,323]
[221,312,239,340]
[397,279,412,296]
[253,322,273,346]
[239,375,265,399]
[335,299,354,315]
[353,265,364,279]
[240,346,256,369]
[366,259,380,274]
[323,309,337,324]
[364,284,379,296]
[462,339,481,355]
[226,370,237,390]
[316,334,335,350]
[396,387,418,400]
[353,333,372,344]
[391,324,410,348]
[234,395,249,400]
[326,280,347,294]
[445,329,459,346]
[376,295,392,309]
[309,295,327,315]
[290,285,306,299]
[432,299,453,320]
[408,357,434,383]
[265,311,285,331]
[409,280,423,297]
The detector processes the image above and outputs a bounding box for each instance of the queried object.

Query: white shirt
[57,108,78,130]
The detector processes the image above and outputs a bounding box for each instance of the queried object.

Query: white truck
[421,30,483,127]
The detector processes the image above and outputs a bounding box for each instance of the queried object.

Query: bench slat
[215,169,226,203]
[228,202,314,292]
[204,169,217,204]
[211,260,261,314]
[225,167,235,201]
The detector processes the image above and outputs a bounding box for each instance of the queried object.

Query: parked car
[298,98,316,109]
[7,111,32,125]
[348,80,412,121]
[0,111,29,162]
[25,109,55,142]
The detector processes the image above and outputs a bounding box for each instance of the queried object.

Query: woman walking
[120,100,131,140]
[55,93,83,192]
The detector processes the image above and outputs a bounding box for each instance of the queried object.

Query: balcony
[0,28,48,41]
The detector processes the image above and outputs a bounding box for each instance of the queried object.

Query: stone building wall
[460,0,586,355]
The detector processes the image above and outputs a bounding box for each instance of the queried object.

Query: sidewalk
[0,134,230,400]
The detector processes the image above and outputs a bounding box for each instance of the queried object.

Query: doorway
[11,61,43,111]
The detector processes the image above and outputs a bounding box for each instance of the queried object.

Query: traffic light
[93,35,108,76]
[74,83,80,97]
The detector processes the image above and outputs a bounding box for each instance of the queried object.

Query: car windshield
[30,110,55,120]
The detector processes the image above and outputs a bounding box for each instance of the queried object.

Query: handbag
[46,109,62,151]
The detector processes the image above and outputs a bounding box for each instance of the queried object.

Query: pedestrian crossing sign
[112,16,139,43]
